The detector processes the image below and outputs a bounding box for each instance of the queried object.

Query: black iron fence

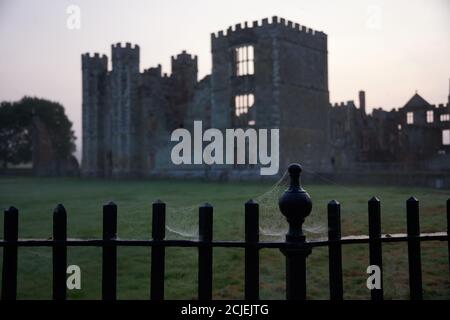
[1,164,449,300]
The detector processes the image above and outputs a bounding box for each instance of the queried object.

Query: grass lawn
[0,176,449,300]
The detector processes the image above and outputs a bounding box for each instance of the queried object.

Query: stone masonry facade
[82,16,450,179]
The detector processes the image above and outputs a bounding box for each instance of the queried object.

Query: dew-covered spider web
[164,170,328,241]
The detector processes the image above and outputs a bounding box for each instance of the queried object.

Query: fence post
[102,202,117,300]
[328,200,343,300]
[151,200,166,300]
[279,164,312,300]
[368,197,383,300]
[1,206,18,300]
[53,204,67,300]
[406,197,423,300]
[198,203,213,300]
[245,199,259,300]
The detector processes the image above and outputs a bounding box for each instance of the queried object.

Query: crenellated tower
[210,16,330,171]
[168,51,198,130]
[139,64,172,172]
[81,53,108,176]
[110,42,140,176]
[171,51,198,95]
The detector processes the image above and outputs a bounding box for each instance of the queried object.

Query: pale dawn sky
[0,0,449,159]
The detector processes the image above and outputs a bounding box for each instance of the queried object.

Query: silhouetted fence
[1,164,449,300]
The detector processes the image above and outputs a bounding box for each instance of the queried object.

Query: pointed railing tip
[154,199,164,204]
[105,201,116,206]
[328,199,340,206]
[7,206,18,213]
[407,196,418,202]
[369,196,380,202]
[202,203,212,208]
[246,199,256,204]
[54,203,66,213]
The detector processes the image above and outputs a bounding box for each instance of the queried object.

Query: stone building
[81,16,450,179]
[82,46,199,177]
[329,90,450,173]
[210,17,329,171]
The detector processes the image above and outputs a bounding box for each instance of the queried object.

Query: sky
[0,0,449,160]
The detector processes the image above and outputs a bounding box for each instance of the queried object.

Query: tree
[0,101,31,168]
[0,97,76,168]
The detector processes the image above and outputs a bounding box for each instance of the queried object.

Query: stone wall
[81,53,107,176]
[211,16,330,172]
[81,17,450,182]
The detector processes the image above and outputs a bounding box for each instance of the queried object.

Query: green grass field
[0,176,449,300]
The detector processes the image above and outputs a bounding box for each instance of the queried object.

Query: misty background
[0,0,449,160]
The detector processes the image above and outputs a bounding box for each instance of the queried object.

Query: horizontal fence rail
[1,164,449,300]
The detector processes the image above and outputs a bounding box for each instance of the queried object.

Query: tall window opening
[406,112,414,124]
[440,114,450,122]
[426,110,434,123]
[443,129,450,145]
[235,45,254,76]
[235,94,254,116]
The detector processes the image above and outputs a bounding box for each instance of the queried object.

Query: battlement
[331,100,356,108]
[143,64,162,77]
[112,42,140,50]
[112,42,139,57]
[171,50,198,64]
[111,42,139,67]
[211,16,327,41]
[81,53,108,70]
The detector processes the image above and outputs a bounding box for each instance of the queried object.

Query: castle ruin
[82,16,450,182]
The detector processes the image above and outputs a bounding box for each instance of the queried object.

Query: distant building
[81,16,450,178]
[329,91,450,172]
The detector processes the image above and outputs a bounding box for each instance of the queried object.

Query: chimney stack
[359,90,366,116]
